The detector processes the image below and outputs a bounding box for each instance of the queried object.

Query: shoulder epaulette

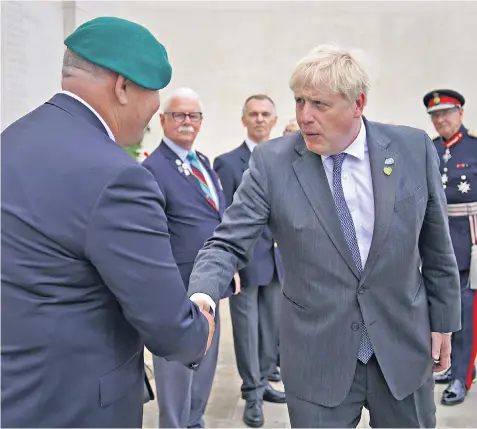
[468,129,477,139]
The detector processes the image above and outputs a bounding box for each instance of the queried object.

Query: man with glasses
[423,89,477,406]
[142,87,239,428]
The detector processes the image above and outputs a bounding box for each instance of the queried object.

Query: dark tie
[187,151,218,212]
[330,153,374,364]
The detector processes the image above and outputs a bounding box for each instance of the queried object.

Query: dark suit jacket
[1,93,208,428]
[214,142,283,287]
[433,125,477,271]
[142,141,233,298]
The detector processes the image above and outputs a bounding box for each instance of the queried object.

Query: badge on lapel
[175,159,190,176]
[383,157,394,176]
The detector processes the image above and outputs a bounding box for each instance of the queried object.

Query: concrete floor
[143,300,476,428]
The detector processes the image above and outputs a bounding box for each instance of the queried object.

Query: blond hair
[289,45,370,103]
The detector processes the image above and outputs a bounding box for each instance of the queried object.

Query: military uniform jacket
[434,125,477,270]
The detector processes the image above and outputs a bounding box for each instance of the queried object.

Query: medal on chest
[441,167,448,188]
[441,131,464,164]
[458,175,471,194]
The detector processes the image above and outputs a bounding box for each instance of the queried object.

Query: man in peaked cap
[1,17,214,427]
[423,88,477,406]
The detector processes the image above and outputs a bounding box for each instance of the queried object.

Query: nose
[300,102,315,124]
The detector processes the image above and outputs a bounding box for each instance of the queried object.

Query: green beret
[64,17,172,90]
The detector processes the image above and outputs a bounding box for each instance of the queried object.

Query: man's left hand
[431,332,452,373]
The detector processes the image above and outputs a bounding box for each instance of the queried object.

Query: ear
[160,113,166,128]
[271,115,278,128]
[114,75,129,105]
[241,116,246,127]
[353,93,366,118]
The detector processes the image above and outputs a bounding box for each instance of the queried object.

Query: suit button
[352,323,360,331]
[274,242,278,248]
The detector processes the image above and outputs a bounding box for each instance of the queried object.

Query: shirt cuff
[190,293,216,316]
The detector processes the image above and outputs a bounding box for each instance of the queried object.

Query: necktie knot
[330,153,347,172]
[187,151,198,162]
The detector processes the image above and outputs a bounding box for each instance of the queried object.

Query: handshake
[192,273,241,353]
[194,299,216,352]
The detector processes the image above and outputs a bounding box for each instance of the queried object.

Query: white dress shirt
[61,90,116,141]
[321,120,375,268]
[244,136,258,153]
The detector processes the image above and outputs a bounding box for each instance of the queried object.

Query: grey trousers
[287,356,436,428]
[152,311,220,428]
[229,281,281,401]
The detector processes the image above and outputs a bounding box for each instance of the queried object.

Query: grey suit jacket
[188,119,461,407]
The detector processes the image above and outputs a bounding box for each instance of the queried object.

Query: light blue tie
[330,153,374,364]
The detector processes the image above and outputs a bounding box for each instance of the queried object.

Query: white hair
[289,44,370,103]
[162,87,203,112]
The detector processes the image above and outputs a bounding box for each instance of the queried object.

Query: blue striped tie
[330,153,374,364]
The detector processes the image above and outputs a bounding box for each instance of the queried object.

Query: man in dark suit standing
[1,17,213,428]
[142,87,238,428]
[213,94,285,428]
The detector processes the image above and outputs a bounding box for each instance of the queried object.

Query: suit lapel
[360,120,397,283]
[292,134,360,278]
[158,142,211,205]
[239,142,251,172]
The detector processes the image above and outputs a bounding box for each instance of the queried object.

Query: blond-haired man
[188,45,461,427]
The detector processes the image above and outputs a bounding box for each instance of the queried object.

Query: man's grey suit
[188,120,461,426]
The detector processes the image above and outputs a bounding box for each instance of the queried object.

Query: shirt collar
[163,136,192,162]
[61,90,115,141]
[322,118,367,162]
[244,136,259,153]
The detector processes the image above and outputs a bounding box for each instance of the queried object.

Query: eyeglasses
[164,112,203,123]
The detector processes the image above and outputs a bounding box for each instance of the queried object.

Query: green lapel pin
[384,157,394,175]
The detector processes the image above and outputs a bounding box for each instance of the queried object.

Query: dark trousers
[287,356,436,428]
[229,280,281,400]
[152,310,220,428]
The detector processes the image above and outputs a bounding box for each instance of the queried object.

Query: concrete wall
[2,1,477,161]
[1,1,64,130]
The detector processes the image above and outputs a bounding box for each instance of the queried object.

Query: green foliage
[125,143,141,159]
[124,125,151,160]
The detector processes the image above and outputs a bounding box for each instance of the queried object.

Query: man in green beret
[1,17,214,428]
